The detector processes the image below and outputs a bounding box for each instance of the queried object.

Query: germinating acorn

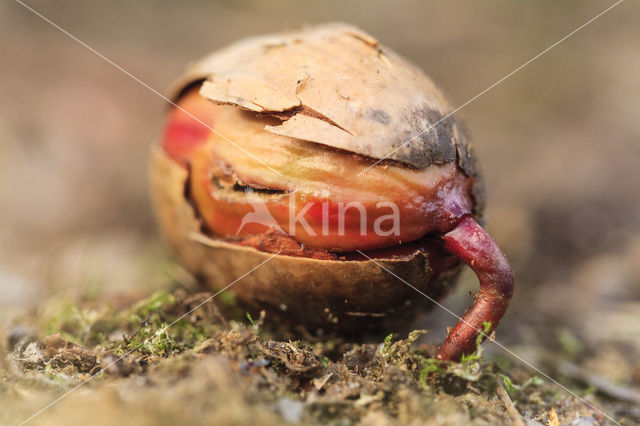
[150,23,514,361]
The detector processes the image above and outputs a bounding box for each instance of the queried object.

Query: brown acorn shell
[150,148,461,333]
[169,23,480,182]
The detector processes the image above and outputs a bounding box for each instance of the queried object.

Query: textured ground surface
[3,284,638,425]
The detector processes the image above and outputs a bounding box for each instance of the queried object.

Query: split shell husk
[149,148,461,333]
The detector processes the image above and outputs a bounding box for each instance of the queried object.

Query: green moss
[13,289,624,425]
[557,328,584,358]
[44,302,105,346]
[246,312,255,327]
[131,291,177,319]
[120,322,174,356]
[218,291,236,306]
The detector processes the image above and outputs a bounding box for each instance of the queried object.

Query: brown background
[1,1,639,359]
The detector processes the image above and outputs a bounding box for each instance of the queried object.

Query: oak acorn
[150,23,514,361]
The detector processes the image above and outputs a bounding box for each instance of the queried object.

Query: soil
[2,277,639,425]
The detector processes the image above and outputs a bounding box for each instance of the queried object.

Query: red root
[436,216,514,362]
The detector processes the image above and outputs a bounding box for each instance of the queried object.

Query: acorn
[150,23,514,361]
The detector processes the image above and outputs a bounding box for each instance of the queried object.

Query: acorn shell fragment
[169,23,480,177]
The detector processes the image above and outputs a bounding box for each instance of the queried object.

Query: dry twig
[496,383,525,426]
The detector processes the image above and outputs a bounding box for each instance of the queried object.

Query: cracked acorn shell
[150,23,485,334]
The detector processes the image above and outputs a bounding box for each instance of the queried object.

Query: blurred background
[1,0,639,380]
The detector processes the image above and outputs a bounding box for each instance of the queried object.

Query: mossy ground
[2,282,635,426]
[3,2,640,424]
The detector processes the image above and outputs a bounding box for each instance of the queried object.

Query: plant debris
[2,287,634,425]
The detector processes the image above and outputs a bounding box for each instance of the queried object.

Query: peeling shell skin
[150,148,462,333]
[152,23,486,333]
[169,23,483,197]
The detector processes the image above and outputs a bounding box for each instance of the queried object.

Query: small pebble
[276,398,303,423]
